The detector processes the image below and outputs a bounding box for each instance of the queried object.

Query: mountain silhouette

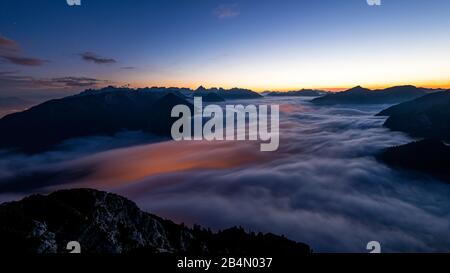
[312,85,429,105]
[378,139,450,182]
[344,85,371,93]
[0,89,193,153]
[377,90,450,140]
[193,87,262,100]
[266,89,328,97]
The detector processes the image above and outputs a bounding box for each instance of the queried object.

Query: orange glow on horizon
[112,79,450,93]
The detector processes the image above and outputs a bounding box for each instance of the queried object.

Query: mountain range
[265,89,329,97]
[377,91,450,182]
[377,139,450,183]
[0,89,193,153]
[192,86,263,100]
[377,90,450,140]
[80,86,262,100]
[0,86,262,153]
[312,85,432,105]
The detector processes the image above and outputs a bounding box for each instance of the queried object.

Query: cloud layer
[1,97,450,252]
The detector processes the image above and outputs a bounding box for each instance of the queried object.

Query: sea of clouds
[1,97,450,252]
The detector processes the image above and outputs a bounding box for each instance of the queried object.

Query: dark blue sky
[1,0,450,98]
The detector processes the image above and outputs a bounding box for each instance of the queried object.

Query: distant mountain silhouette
[312,85,429,105]
[343,85,371,93]
[377,90,450,140]
[195,85,208,92]
[0,89,193,153]
[266,89,328,97]
[102,86,262,101]
[0,188,311,254]
[377,139,450,182]
[80,86,194,97]
[193,86,262,100]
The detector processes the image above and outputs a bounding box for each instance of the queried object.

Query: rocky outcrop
[0,189,311,254]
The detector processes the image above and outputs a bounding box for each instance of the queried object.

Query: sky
[1,0,450,99]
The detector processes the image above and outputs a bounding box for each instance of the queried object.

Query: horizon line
[93,83,450,93]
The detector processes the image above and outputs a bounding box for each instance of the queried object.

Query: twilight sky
[1,0,450,99]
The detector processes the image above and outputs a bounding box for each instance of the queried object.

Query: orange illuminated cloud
[70,140,271,189]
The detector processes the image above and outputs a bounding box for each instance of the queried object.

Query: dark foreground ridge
[0,188,311,254]
[377,139,450,182]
